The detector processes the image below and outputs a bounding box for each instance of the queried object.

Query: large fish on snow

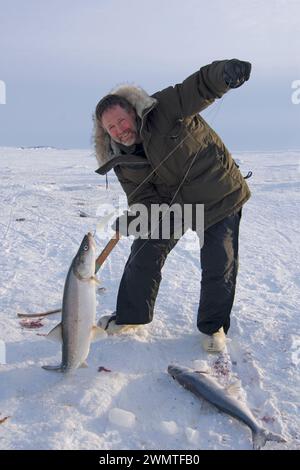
[43,232,106,372]
[168,364,286,450]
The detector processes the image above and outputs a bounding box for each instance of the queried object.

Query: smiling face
[101,105,141,146]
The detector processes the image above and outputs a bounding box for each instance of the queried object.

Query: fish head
[73,232,96,278]
[168,364,189,379]
[168,364,208,380]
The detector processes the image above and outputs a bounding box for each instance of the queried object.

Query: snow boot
[201,327,226,353]
[97,314,141,335]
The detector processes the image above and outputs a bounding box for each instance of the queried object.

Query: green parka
[94,60,251,230]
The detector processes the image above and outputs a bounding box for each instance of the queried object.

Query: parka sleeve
[154,60,230,120]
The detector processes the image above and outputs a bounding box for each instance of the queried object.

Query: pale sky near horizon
[0,0,300,150]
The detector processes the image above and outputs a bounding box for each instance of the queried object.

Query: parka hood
[93,84,157,167]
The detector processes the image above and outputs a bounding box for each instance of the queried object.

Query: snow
[0,146,299,450]
[108,408,136,429]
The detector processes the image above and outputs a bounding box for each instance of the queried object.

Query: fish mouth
[167,364,183,378]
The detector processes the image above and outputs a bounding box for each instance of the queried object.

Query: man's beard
[111,117,142,146]
[114,130,138,146]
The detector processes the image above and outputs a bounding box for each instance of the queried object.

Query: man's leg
[197,210,242,335]
[116,236,178,325]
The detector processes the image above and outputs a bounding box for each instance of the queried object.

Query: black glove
[112,211,149,237]
[112,211,135,236]
[223,59,252,89]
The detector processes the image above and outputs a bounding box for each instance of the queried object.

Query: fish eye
[83,244,89,251]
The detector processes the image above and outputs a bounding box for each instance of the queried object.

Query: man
[94,59,251,353]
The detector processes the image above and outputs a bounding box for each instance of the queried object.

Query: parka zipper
[139,101,157,138]
[139,101,172,186]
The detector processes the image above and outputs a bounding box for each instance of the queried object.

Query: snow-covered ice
[160,420,178,436]
[0,147,299,450]
[108,408,136,429]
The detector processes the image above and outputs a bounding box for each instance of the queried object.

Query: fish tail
[252,428,286,450]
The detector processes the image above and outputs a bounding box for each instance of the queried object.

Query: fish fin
[80,361,88,368]
[252,428,287,450]
[90,325,107,342]
[46,323,62,343]
[225,379,242,397]
[42,364,63,372]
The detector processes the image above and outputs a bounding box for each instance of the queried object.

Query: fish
[42,232,107,372]
[168,364,286,450]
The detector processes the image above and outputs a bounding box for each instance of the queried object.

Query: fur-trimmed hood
[93,84,157,167]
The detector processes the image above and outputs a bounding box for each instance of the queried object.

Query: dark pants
[116,211,242,335]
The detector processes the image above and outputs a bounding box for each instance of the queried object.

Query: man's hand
[112,212,135,237]
[111,211,149,237]
[223,59,252,89]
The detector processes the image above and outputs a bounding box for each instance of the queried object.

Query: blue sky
[0,0,299,150]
